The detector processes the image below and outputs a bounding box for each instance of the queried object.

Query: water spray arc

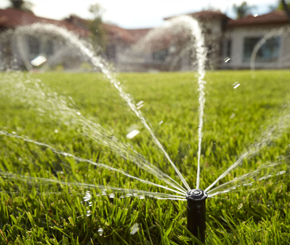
[1,15,210,243]
[250,26,289,70]
[3,15,290,244]
[168,16,208,242]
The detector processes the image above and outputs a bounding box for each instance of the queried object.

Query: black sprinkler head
[186,189,208,243]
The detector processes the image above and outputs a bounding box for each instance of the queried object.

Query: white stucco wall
[222,24,290,69]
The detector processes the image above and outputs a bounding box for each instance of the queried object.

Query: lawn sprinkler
[186,189,208,243]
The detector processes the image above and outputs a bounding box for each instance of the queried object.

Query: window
[226,39,231,58]
[27,36,40,55]
[106,44,116,60]
[205,28,212,35]
[45,40,54,56]
[152,49,168,61]
[243,36,280,62]
[207,45,212,59]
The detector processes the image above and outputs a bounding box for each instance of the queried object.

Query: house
[107,9,290,71]
[104,11,228,72]
[0,8,152,71]
[164,11,229,70]
[101,24,152,71]
[163,10,290,70]
[0,8,91,70]
[63,14,153,71]
[0,7,289,71]
[223,10,290,69]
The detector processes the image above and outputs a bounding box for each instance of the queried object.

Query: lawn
[0,70,290,244]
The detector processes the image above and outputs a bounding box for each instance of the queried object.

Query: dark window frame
[226,39,231,58]
[243,36,281,63]
[27,36,40,56]
[152,49,168,62]
[45,40,54,56]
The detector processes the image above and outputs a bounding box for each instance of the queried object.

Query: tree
[277,0,290,22]
[277,0,290,10]
[233,1,255,19]
[9,0,34,13]
[89,3,106,54]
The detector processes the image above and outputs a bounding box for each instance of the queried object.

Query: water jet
[1,11,289,244]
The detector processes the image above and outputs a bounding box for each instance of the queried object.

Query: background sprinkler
[186,189,208,243]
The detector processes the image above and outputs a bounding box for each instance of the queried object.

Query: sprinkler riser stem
[186,189,207,243]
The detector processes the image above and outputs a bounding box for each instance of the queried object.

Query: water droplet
[109,193,115,199]
[98,228,104,236]
[233,82,240,89]
[126,129,140,139]
[159,120,163,125]
[54,129,58,133]
[136,101,144,109]
[76,112,81,116]
[130,223,140,235]
[237,203,243,210]
[86,210,91,217]
[230,113,236,119]
[136,101,144,107]
[243,182,254,186]
[83,191,92,202]
[31,55,47,66]
[224,57,231,63]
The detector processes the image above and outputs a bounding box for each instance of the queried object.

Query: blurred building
[0,7,290,71]
[223,11,290,69]
[163,11,229,71]
[0,8,90,70]
[164,10,290,70]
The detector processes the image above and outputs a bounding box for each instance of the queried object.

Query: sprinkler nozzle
[186,189,208,243]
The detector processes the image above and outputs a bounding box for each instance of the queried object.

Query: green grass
[0,70,290,244]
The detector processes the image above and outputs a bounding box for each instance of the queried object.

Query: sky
[0,0,278,29]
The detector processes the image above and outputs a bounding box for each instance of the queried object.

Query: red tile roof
[227,10,290,27]
[63,15,151,45]
[127,28,152,42]
[64,15,90,31]
[0,8,90,37]
[0,8,150,45]
[164,10,229,21]
[103,24,151,44]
